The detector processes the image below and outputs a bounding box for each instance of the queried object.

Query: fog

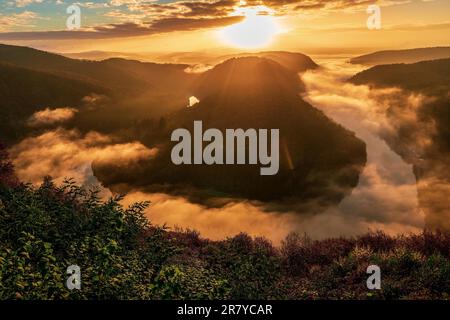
[9,58,430,244]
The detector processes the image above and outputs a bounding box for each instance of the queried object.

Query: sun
[219,6,282,49]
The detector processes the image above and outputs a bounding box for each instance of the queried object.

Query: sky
[0,0,449,56]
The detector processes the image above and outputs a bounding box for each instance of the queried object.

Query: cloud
[9,129,157,188]
[0,11,39,32]
[305,20,450,34]
[109,0,156,6]
[81,94,110,109]
[121,192,302,244]
[14,0,43,8]
[128,0,239,18]
[300,60,447,232]
[184,64,213,74]
[7,128,305,245]
[75,2,111,9]
[119,188,422,246]
[0,0,414,39]
[0,16,244,40]
[111,61,427,243]
[8,58,438,244]
[239,0,411,15]
[134,0,410,16]
[27,107,78,127]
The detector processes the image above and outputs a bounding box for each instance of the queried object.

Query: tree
[0,143,18,187]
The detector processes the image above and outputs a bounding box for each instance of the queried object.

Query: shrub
[0,146,449,300]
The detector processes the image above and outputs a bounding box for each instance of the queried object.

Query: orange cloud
[27,107,78,127]
[10,129,157,186]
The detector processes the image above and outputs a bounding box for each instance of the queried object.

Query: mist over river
[301,57,424,233]
[118,58,425,244]
[9,57,425,245]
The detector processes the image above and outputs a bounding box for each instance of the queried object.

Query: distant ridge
[63,49,319,73]
[0,43,192,93]
[349,58,450,93]
[62,50,157,62]
[225,51,318,73]
[350,47,450,65]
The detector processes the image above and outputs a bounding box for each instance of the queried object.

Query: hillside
[0,44,319,147]
[229,51,318,73]
[350,47,450,65]
[63,50,157,62]
[350,59,450,231]
[0,149,449,300]
[0,44,194,93]
[0,62,107,143]
[0,44,200,143]
[94,57,366,208]
[64,50,319,73]
[193,56,304,99]
[350,58,450,94]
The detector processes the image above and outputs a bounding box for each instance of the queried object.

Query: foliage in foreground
[0,150,449,300]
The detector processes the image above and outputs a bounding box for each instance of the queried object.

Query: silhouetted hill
[95,57,366,208]
[0,44,198,142]
[231,51,318,73]
[0,43,194,93]
[350,58,450,94]
[350,47,450,65]
[63,50,156,62]
[100,58,193,92]
[0,62,107,142]
[0,44,73,69]
[64,50,319,73]
[349,59,450,231]
[194,57,304,100]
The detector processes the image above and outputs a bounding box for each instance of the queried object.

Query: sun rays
[218,5,282,49]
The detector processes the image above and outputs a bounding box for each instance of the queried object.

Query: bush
[0,177,177,299]
[0,144,449,300]
[150,264,230,300]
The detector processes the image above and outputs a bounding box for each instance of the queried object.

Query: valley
[1,43,449,240]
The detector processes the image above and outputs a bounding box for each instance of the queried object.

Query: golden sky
[0,0,449,54]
